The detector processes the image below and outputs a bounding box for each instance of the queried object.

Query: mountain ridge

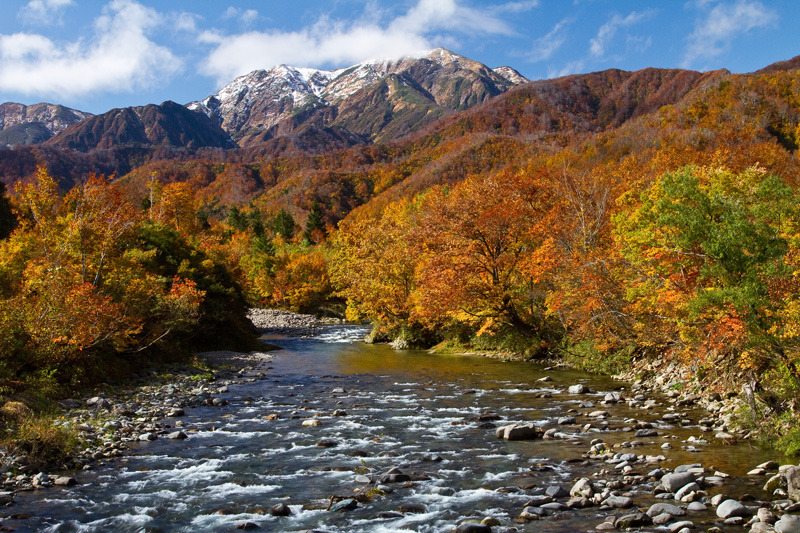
[0,103,93,146]
[45,101,236,152]
[188,47,527,147]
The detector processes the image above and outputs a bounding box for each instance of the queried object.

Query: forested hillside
[2,55,800,453]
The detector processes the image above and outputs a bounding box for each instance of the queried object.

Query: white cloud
[550,59,585,79]
[0,0,182,98]
[202,0,516,83]
[590,10,654,59]
[529,18,570,62]
[19,0,74,25]
[223,6,259,26]
[684,0,777,66]
[174,11,202,33]
[492,1,540,14]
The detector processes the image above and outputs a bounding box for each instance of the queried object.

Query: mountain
[46,101,236,152]
[0,102,92,146]
[752,54,800,75]
[188,48,527,147]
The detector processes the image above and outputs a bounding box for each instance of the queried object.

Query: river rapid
[2,324,792,532]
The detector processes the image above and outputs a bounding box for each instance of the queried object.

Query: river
[2,325,788,532]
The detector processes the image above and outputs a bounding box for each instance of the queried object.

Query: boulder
[615,513,652,528]
[674,482,700,500]
[661,472,696,493]
[301,419,321,427]
[167,431,188,440]
[545,484,569,499]
[775,514,800,533]
[519,506,545,520]
[751,522,775,532]
[767,474,788,493]
[270,503,292,516]
[647,503,686,517]
[496,423,539,440]
[53,476,77,486]
[604,495,633,508]
[330,499,358,512]
[570,478,594,498]
[568,384,590,394]
[669,521,695,532]
[397,503,426,514]
[757,507,777,524]
[787,466,800,501]
[716,499,750,519]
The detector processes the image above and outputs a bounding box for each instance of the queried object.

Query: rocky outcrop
[0,102,92,146]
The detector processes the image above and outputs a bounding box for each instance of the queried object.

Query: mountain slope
[189,48,527,147]
[0,102,92,146]
[47,101,235,152]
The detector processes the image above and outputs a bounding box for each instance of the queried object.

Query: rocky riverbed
[2,311,800,533]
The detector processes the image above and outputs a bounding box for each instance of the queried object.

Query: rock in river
[496,423,539,440]
[270,503,292,516]
[716,499,751,519]
[661,472,696,493]
[330,499,358,512]
[568,384,590,394]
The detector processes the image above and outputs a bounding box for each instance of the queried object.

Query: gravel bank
[247,308,344,337]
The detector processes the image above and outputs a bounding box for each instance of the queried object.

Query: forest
[3,63,800,457]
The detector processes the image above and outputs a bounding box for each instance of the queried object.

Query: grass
[0,406,81,470]
[560,340,634,376]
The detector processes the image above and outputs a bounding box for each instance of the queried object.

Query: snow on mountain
[188,48,529,145]
[493,66,529,85]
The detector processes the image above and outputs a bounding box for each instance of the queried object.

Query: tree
[303,201,326,245]
[332,197,420,328]
[272,208,295,240]
[228,206,249,232]
[0,182,16,240]
[413,170,557,343]
[615,165,800,387]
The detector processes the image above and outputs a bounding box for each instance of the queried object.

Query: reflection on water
[4,326,783,532]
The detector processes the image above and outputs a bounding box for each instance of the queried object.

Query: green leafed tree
[615,165,800,390]
[303,201,326,245]
[0,182,16,240]
[271,208,295,240]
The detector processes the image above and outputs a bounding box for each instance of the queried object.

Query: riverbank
[0,308,358,497]
[0,309,330,499]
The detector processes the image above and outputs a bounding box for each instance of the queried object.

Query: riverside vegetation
[3,61,800,482]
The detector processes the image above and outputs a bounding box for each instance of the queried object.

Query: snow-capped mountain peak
[187,48,528,146]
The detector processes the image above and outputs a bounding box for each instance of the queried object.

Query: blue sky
[0,0,797,115]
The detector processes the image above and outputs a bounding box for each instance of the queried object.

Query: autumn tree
[615,165,800,389]
[332,198,421,330]
[413,170,560,349]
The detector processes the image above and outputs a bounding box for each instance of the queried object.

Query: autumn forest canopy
[4,59,800,450]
